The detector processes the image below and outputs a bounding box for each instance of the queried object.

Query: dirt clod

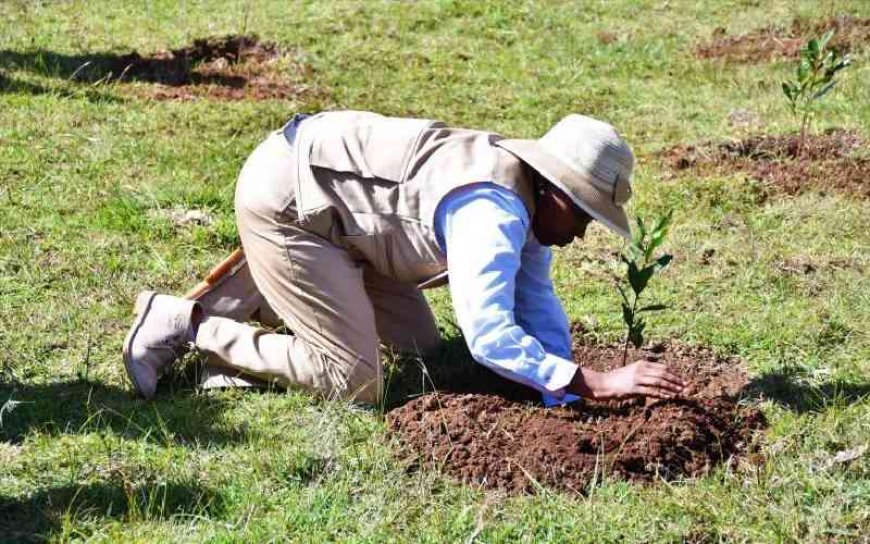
[75,34,323,101]
[387,341,765,495]
[662,130,869,200]
[695,15,870,62]
[596,31,619,45]
[701,247,716,265]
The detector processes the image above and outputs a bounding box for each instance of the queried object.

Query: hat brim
[496,138,631,240]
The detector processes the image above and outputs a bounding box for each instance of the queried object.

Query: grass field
[1,1,869,542]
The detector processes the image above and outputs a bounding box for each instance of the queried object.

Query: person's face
[532,181,594,247]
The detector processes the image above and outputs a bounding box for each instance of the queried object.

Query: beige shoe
[122,291,198,399]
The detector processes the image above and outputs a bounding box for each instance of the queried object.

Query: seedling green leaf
[635,216,647,238]
[628,262,655,295]
[654,254,673,271]
[652,210,673,236]
[812,80,836,100]
[638,304,668,313]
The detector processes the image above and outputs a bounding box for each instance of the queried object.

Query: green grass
[1,0,869,541]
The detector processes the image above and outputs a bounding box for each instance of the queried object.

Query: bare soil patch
[662,130,869,199]
[76,34,323,101]
[387,338,765,495]
[695,15,870,62]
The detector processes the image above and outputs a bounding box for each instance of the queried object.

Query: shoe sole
[122,290,157,399]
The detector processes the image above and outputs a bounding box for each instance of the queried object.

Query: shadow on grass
[0,69,123,102]
[0,70,50,94]
[0,48,245,87]
[748,366,870,414]
[0,378,249,446]
[0,479,224,543]
[383,335,539,411]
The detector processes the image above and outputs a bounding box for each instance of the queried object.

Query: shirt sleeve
[434,183,579,399]
[515,239,582,406]
[515,240,572,358]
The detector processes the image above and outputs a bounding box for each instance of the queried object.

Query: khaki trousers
[191,132,441,404]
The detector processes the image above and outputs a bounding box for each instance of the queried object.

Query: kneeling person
[122,111,686,405]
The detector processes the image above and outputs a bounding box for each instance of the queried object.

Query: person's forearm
[514,240,572,359]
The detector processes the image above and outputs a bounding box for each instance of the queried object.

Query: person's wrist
[569,367,609,399]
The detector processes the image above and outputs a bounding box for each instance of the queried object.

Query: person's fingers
[638,375,685,395]
[652,372,688,390]
[666,371,689,385]
[636,385,676,399]
[637,362,689,387]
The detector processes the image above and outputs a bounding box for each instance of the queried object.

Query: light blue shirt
[434,183,581,406]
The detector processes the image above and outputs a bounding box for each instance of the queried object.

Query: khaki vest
[292,111,535,287]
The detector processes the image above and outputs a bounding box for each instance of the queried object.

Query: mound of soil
[76,34,322,101]
[662,130,869,199]
[695,15,870,62]
[387,340,765,495]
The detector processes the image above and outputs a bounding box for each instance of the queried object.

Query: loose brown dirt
[695,15,870,62]
[77,34,323,101]
[387,338,765,495]
[661,130,869,199]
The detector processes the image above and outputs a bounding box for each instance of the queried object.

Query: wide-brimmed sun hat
[496,114,635,239]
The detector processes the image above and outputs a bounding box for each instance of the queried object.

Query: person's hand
[569,360,687,400]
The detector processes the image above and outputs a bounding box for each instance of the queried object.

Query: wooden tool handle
[184,248,246,300]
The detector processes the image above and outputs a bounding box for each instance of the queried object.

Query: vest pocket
[340,234,394,279]
[309,118,432,183]
[340,228,445,285]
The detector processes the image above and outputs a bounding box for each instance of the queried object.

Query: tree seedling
[781,30,851,155]
[617,211,674,366]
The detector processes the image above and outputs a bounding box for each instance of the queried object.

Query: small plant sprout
[781,30,851,154]
[617,211,674,366]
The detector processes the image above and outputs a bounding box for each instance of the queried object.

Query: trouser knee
[336,357,383,405]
